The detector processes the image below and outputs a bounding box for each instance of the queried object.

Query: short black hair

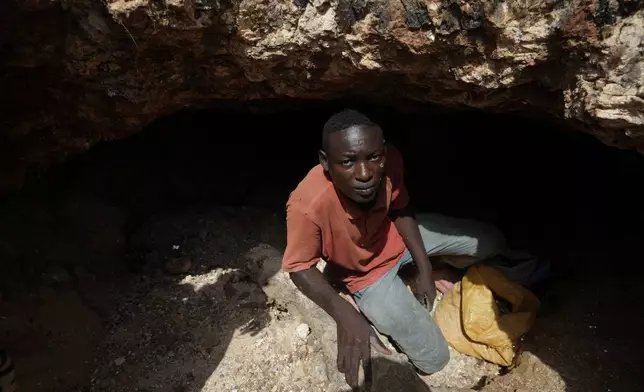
[322,109,379,149]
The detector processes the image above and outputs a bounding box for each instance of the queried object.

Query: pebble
[114,357,125,366]
[295,323,310,339]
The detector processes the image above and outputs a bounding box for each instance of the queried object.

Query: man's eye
[341,159,353,166]
[369,154,381,162]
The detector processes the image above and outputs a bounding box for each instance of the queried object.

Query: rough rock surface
[1,0,643,191]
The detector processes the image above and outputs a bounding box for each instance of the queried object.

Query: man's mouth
[354,185,376,196]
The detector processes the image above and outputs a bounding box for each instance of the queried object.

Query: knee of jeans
[361,304,397,335]
[413,339,450,374]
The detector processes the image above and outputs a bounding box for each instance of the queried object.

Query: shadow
[87,268,272,392]
[341,357,433,392]
[368,357,432,392]
[0,199,281,392]
[336,356,482,392]
[510,270,644,392]
[0,112,291,390]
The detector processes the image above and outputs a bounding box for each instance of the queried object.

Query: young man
[282,110,505,388]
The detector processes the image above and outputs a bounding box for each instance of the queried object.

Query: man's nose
[355,161,373,183]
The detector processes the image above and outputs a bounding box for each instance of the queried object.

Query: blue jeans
[352,213,505,373]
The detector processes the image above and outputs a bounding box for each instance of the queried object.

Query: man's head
[319,109,386,204]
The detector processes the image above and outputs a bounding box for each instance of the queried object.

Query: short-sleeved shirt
[282,145,410,293]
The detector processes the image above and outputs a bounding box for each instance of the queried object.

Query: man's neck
[335,186,381,216]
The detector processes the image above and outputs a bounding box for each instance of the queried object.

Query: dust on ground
[1,198,643,392]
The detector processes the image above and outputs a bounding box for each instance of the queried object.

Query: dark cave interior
[2,100,644,391]
[18,99,644,274]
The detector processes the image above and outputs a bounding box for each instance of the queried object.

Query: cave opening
[1,101,644,391]
[23,99,644,272]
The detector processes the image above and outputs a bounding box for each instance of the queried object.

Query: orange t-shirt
[282,146,410,293]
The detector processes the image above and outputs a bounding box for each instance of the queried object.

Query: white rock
[295,323,310,340]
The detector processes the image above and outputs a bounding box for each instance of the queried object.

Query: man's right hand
[335,304,391,388]
[289,268,391,389]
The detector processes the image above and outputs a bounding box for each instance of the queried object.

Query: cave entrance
[1,101,644,391]
[35,99,644,268]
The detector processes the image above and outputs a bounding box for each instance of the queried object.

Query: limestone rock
[1,1,643,192]
[295,323,311,340]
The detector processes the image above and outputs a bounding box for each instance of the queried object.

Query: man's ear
[319,149,329,172]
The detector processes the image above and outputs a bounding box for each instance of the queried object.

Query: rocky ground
[1,195,642,392]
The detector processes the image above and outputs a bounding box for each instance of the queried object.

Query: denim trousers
[352,213,505,373]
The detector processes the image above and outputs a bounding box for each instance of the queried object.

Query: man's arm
[289,267,355,322]
[390,205,432,275]
[390,205,436,307]
[283,208,390,388]
[289,268,390,388]
[386,144,438,306]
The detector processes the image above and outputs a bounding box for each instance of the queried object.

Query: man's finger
[414,293,427,307]
[346,347,361,388]
[416,293,432,311]
[361,340,373,390]
[436,280,451,294]
[369,330,392,355]
[337,343,347,372]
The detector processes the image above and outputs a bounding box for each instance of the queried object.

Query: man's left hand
[415,272,437,311]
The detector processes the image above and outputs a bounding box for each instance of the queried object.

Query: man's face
[320,125,386,204]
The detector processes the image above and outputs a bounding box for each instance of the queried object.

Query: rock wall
[1,0,643,192]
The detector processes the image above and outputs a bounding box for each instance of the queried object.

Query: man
[282,109,505,388]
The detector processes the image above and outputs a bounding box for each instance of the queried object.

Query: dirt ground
[482,271,644,392]
[1,195,643,392]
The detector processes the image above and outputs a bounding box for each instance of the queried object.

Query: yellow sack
[434,264,540,366]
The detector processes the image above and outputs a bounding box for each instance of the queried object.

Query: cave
[1,100,643,392]
[2,0,644,390]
